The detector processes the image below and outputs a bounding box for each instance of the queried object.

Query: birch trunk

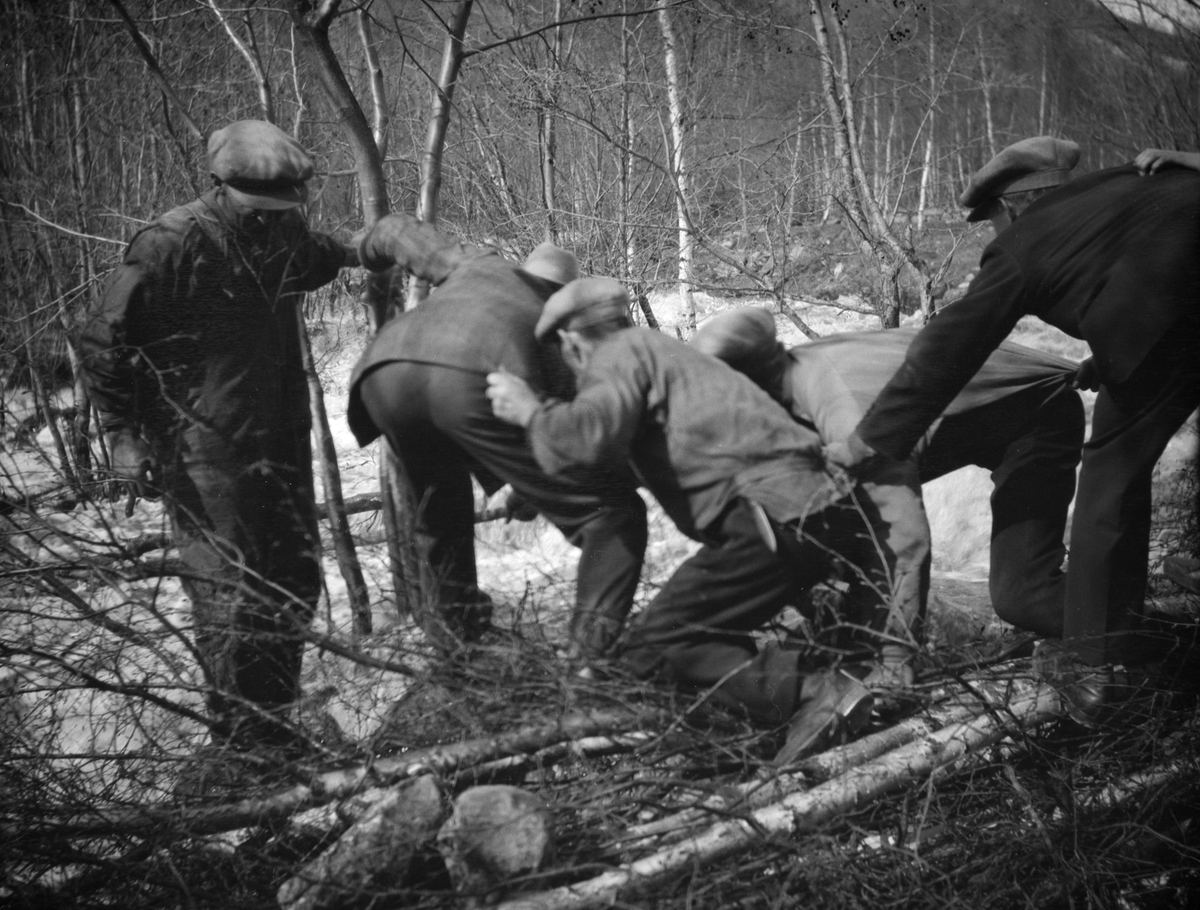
[657,2,695,335]
[493,683,1063,910]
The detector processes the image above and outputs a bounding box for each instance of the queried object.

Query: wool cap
[535,277,631,341]
[520,241,580,287]
[692,307,778,365]
[960,136,1080,222]
[208,120,314,210]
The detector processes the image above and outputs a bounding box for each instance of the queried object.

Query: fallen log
[619,673,1037,848]
[493,681,1063,910]
[1,708,670,842]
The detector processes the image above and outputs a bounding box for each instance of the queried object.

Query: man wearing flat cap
[825,134,1200,724]
[80,120,359,753]
[487,277,911,765]
[347,218,648,661]
[692,307,1084,668]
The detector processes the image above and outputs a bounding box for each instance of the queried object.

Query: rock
[437,785,554,907]
[277,775,444,910]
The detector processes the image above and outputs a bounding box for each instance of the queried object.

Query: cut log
[5,708,669,841]
[492,681,1063,910]
[620,672,1037,848]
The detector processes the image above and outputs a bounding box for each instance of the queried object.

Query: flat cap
[960,136,1080,222]
[535,277,631,341]
[520,242,580,287]
[692,307,777,365]
[208,120,314,210]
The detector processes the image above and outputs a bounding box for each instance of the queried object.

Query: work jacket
[855,164,1200,460]
[80,187,346,456]
[527,327,839,542]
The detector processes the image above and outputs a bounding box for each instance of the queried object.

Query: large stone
[437,785,554,907]
[277,775,444,910]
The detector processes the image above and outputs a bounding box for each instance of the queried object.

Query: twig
[4,708,671,841]
[493,683,1062,910]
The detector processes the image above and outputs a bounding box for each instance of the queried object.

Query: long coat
[79,187,348,740]
[850,164,1200,665]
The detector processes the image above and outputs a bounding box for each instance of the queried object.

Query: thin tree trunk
[106,0,204,145]
[620,0,637,290]
[469,101,522,226]
[812,0,933,328]
[207,0,275,123]
[657,2,695,334]
[916,7,935,233]
[978,23,997,158]
[298,319,372,637]
[358,8,390,160]
[1038,43,1048,135]
[289,0,414,614]
[539,0,564,243]
[65,0,95,485]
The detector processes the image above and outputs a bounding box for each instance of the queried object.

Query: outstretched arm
[1135,148,1200,175]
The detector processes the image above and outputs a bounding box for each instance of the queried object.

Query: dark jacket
[347,217,570,445]
[855,164,1200,460]
[80,187,347,453]
[527,327,836,541]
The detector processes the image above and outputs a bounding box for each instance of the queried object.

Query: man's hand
[1071,356,1100,391]
[107,429,161,513]
[822,430,879,478]
[1135,148,1200,175]
[486,370,541,428]
[504,488,540,522]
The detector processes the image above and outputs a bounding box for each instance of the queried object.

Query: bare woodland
[2,1,1200,908]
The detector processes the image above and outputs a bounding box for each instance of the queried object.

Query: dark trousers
[163,424,320,747]
[359,361,647,657]
[1064,322,1200,665]
[622,381,1085,707]
[622,496,885,724]
[924,382,1084,637]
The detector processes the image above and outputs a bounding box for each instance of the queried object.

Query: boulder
[277,775,444,910]
[437,785,554,907]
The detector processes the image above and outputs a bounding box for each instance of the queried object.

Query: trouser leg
[169,436,319,747]
[623,499,832,724]
[424,370,647,659]
[923,383,1085,638]
[556,493,648,659]
[1065,329,1200,665]
[986,385,1083,636]
[358,363,487,641]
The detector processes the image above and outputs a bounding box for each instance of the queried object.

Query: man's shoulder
[126,198,211,255]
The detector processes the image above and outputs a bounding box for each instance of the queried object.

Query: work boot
[1032,639,1131,727]
[774,668,873,767]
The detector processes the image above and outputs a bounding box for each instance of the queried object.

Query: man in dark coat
[487,277,899,764]
[347,216,648,660]
[825,136,1200,722]
[691,308,1084,677]
[79,120,358,749]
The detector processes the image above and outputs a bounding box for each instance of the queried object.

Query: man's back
[986,164,1200,381]
[530,327,829,538]
[789,328,1077,445]
[348,255,569,445]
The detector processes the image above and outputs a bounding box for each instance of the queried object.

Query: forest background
[2,1,1200,908]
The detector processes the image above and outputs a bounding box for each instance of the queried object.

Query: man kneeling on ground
[486,277,907,764]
